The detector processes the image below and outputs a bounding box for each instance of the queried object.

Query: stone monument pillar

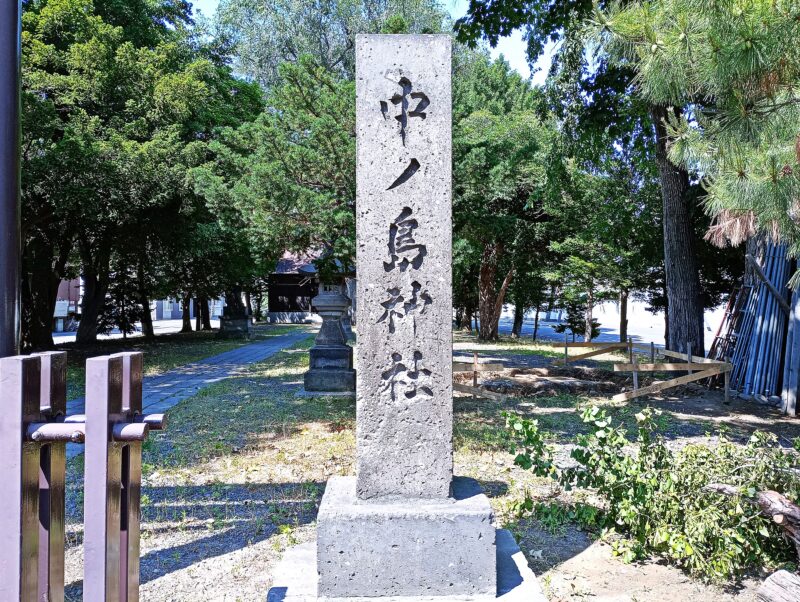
[268,34,545,602]
[315,34,496,597]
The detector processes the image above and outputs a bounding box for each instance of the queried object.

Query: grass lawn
[61,334,798,601]
[57,323,307,400]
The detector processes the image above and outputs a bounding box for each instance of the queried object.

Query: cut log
[706,485,800,559]
[756,570,800,602]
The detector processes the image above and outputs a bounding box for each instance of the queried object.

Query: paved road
[66,329,312,458]
[53,318,222,344]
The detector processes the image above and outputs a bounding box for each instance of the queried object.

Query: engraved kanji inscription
[377,281,433,333]
[384,207,427,272]
[387,158,420,191]
[380,351,433,401]
[380,76,429,146]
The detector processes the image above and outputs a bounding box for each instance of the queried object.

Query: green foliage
[507,407,800,580]
[552,299,601,341]
[594,0,800,279]
[215,0,448,88]
[192,56,356,281]
[20,0,264,346]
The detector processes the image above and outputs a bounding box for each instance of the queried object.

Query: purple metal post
[0,355,42,601]
[34,351,68,602]
[0,1,22,356]
[84,352,147,602]
[0,351,71,602]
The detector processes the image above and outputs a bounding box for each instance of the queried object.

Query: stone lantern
[303,285,356,393]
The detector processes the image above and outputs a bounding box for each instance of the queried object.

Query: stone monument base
[217,316,252,339]
[317,477,495,598]
[304,367,356,392]
[267,528,546,602]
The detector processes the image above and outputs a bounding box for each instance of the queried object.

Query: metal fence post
[0,0,22,357]
[0,352,77,602]
[0,355,42,602]
[34,351,68,602]
[84,352,160,602]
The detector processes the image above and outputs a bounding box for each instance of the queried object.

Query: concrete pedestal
[317,477,495,597]
[267,528,546,602]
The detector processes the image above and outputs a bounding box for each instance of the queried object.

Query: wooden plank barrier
[612,341,732,402]
[452,353,508,400]
[549,342,628,366]
[0,351,164,602]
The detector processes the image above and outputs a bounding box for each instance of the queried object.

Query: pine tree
[593,0,800,283]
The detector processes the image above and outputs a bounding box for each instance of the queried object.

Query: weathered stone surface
[317,477,495,598]
[268,527,546,602]
[355,34,453,500]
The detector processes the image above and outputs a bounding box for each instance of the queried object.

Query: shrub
[507,407,800,581]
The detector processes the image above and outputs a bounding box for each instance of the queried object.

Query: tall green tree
[456,0,710,354]
[21,0,262,347]
[192,56,356,280]
[453,55,554,340]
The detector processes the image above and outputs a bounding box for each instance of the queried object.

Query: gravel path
[65,330,312,458]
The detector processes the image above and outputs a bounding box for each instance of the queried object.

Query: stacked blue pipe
[729,244,791,401]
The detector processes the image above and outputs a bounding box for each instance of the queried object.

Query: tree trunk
[651,104,704,355]
[585,286,595,342]
[478,241,514,341]
[181,295,192,333]
[454,307,464,330]
[225,287,246,317]
[199,295,212,330]
[75,240,112,345]
[140,295,154,339]
[532,305,541,341]
[137,262,154,339]
[463,307,473,333]
[619,289,629,344]
[194,298,202,331]
[21,235,66,350]
[511,301,524,338]
[76,273,107,344]
[745,233,768,288]
[245,291,253,318]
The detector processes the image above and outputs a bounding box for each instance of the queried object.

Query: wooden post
[472,351,478,399]
[632,350,639,392]
[84,356,125,602]
[686,342,693,375]
[564,332,568,365]
[650,342,655,363]
[724,355,731,405]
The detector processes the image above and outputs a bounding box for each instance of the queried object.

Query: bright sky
[189,0,552,84]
